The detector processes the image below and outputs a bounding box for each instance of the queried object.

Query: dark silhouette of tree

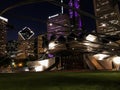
[0,56,11,67]
[50,34,56,41]
[67,32,77,41]
[57,35,66,43]
[42,35,48,48]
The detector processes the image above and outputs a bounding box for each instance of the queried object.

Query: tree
[50,34,56,41]
[57,35,66,43]
[0,56,11,67]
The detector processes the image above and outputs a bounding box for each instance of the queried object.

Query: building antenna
[61,0,64,14]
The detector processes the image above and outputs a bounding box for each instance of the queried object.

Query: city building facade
[0,16,8,57]
[17,27,35,60]
[47,14,70,41]
[34,34,45,59]
[6,40,18,58]
[93,0,120,35]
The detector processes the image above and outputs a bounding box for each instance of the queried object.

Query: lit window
[49,23,53,26]
[101,23,106,27]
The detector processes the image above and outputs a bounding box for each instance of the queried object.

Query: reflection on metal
[49,42,58,50]
[113,56,120,64]
[27,58,55,72]
[86,34,97,42]
[93,54,109,60]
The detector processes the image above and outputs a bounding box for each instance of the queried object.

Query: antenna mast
[61,0,64,14]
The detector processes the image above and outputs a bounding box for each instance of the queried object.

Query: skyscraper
[34,34,45,59]
[6,40,18,58]
[17,27,34,59]
[0,16,8,57]
[93,0,120,35]
[47,0,71,41]
[47,14,70,41]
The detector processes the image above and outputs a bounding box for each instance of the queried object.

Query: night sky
[0,0,95,41]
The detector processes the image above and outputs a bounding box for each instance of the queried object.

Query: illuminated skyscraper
[0,16,8,56]
[69,0,82,29]
[47,0,71,41]
[47,14,70,40]
[17,39,34,59]
[93,0,120,35]
[34,34,45,59]
[6,40,18,58]
[17,27,34,59]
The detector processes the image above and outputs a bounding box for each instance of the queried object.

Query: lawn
[0,71,120,90]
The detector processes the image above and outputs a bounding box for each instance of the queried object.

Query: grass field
[0,71,120,90]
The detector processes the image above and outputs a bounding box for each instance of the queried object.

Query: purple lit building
[47,0,82,40]
[47,14,70,41]
[69,0,82,29]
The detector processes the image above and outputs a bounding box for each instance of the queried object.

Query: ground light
[18,63,23,67]
[35,66,44,72]
[11,60,16,68]
[111,56,120,70]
